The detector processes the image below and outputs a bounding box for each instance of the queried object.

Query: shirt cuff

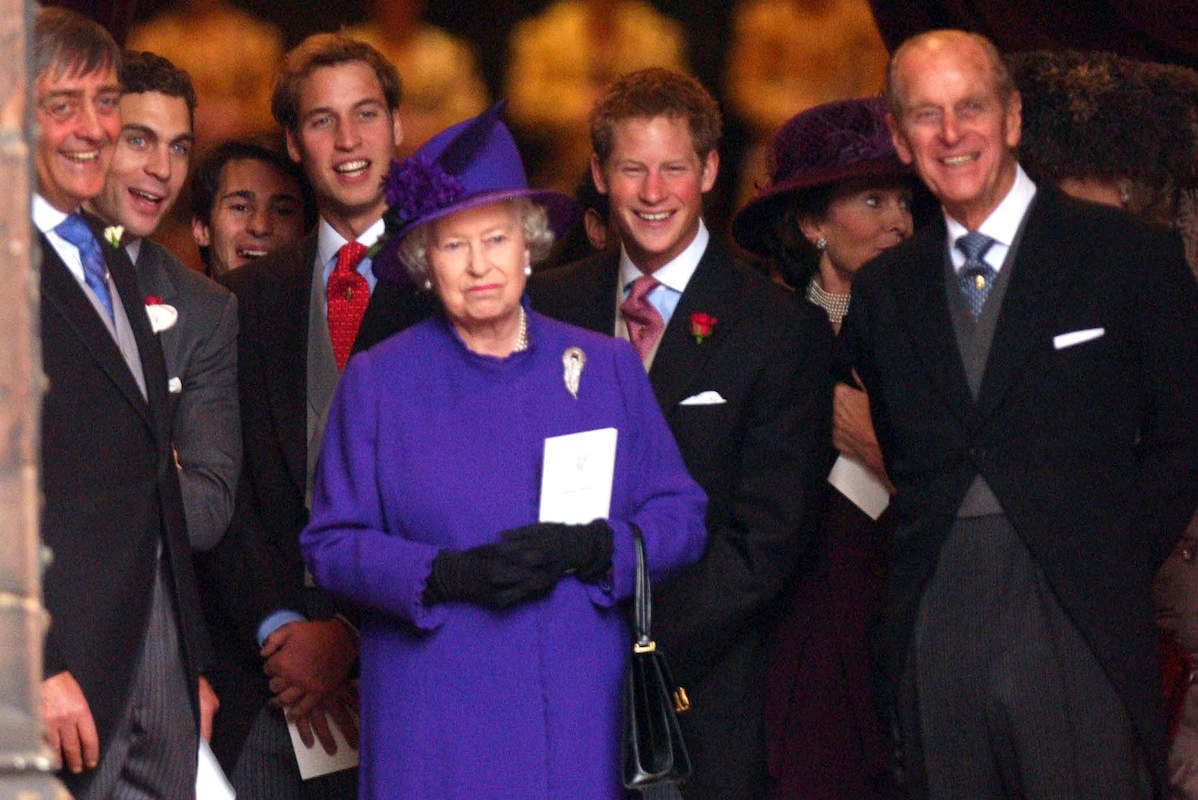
[256,609,306,647]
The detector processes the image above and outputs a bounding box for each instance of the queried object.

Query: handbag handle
[630,523,654,651]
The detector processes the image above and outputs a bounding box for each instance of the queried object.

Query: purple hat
[372,102,579,285]
[732,97,912,257]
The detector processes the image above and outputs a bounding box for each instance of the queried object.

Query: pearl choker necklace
[806,279,851,327]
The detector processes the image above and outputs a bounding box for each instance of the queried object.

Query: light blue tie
[955,231,996,321]
[55,214,113,321]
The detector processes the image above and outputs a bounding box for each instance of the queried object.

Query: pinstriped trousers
[901,514,1151,800]
[231,705,357,799]
[83,562,197,800]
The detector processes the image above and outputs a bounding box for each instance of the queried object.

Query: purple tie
[620,274,665,362]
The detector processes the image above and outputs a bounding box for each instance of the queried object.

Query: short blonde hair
[397,198,556,285]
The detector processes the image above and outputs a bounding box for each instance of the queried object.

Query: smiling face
[800,178,914,291]
[34,63,121,212]
[425,201,529,346]
[888,33,1020,230]
[593,115,717,275]
[91,91,193,239]
[192,158,306,277]
[285,61,402,240]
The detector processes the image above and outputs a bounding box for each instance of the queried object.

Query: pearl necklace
[513,306,529,352]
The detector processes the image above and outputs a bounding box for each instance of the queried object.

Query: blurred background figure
[128,0,283,154]
[346,0,489,158]
[543,167,615,269]
[723,0,889,209]
[732,97,917,799]
[504,0,689,193]
[189,140,313,279]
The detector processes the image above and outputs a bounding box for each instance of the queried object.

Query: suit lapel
[39,234,152,425]
[974,189,1076,418]
[649,242,741,411]
[134,242,179,304]
[260,235,316,497]
[889,221,975,424]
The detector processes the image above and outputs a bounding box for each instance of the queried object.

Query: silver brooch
[562,347,586,399]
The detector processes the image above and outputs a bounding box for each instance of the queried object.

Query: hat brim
[372,189,580,286]
[732,157,913,257]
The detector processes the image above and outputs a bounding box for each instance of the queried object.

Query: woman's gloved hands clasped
[423,519,614,608]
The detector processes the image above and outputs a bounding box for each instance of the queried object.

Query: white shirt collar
[32,193,70,234]
[124,238,143,265]
[945,164,1037,252]
[316,215,386,268]
[619,219,710,293]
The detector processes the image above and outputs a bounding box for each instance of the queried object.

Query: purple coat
[300,308,707,799]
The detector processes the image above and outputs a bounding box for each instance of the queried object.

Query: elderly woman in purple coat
[299,103,707,799]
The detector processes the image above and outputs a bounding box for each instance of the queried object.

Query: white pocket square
[1053,327,1105,350]
[679,390,726,406]
[168,377,183,394]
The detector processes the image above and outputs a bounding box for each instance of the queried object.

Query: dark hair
[33,6,121,83]
[590,67,722,165]
[189,140,315,265]
[271,33,401,132]
[120,50,196,116]
[886,30,1016,123]
[753,186,836,290]
[1010,49,1198,224]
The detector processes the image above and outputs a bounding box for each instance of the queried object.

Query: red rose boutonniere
[144,295,178,333]
[689,312,717,344]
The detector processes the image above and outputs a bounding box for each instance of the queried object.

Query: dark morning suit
[530,239,832,799]
[843,185,1198,797]
[39,222,209,798]
[199,231,434,794]
[133,239,240,552]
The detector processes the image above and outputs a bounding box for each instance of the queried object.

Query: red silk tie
[620,274,665,362]
[328,241,369,371]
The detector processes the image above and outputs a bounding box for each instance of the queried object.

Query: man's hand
[832,380,893,492]
[41,671,98,774]
[292,683,360,754]
[261,619,356,720]
[198,675,219,742]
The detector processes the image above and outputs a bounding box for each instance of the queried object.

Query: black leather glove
[498,519,614,583]
[424,543,555,608]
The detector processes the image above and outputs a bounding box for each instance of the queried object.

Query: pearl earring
[523,264,532,277]
[422,278,432,291]
[815,237,827,252]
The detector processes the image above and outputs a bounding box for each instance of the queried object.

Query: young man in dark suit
[844,29,1198,798]
[211,33,432,798]
[32,9,212,798]
[530,67,831,799]
[87,50,240,558]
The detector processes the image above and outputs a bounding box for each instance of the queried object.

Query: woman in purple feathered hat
[731,96,925,800]
[299,103,707,799]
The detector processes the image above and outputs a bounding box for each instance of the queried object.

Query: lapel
[888,218,975,425]
[554,252,621,335]
[258,233,317,497]
[648,240,744,411]
[39,233,152,426]
[134,241,180,304]
[973,188,1076,419]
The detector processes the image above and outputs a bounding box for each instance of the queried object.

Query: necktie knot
[620,275,665,364]
[328,241,370,371]
[956,231,994,265]
[56,213,114,321]
[955,232,997,321]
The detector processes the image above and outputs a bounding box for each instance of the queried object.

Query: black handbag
[622,524,692,798]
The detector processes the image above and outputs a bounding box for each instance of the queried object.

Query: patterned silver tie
[955,231,996,321]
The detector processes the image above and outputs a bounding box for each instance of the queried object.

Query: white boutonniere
[144,295,178,333]
[103,225,124,249]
